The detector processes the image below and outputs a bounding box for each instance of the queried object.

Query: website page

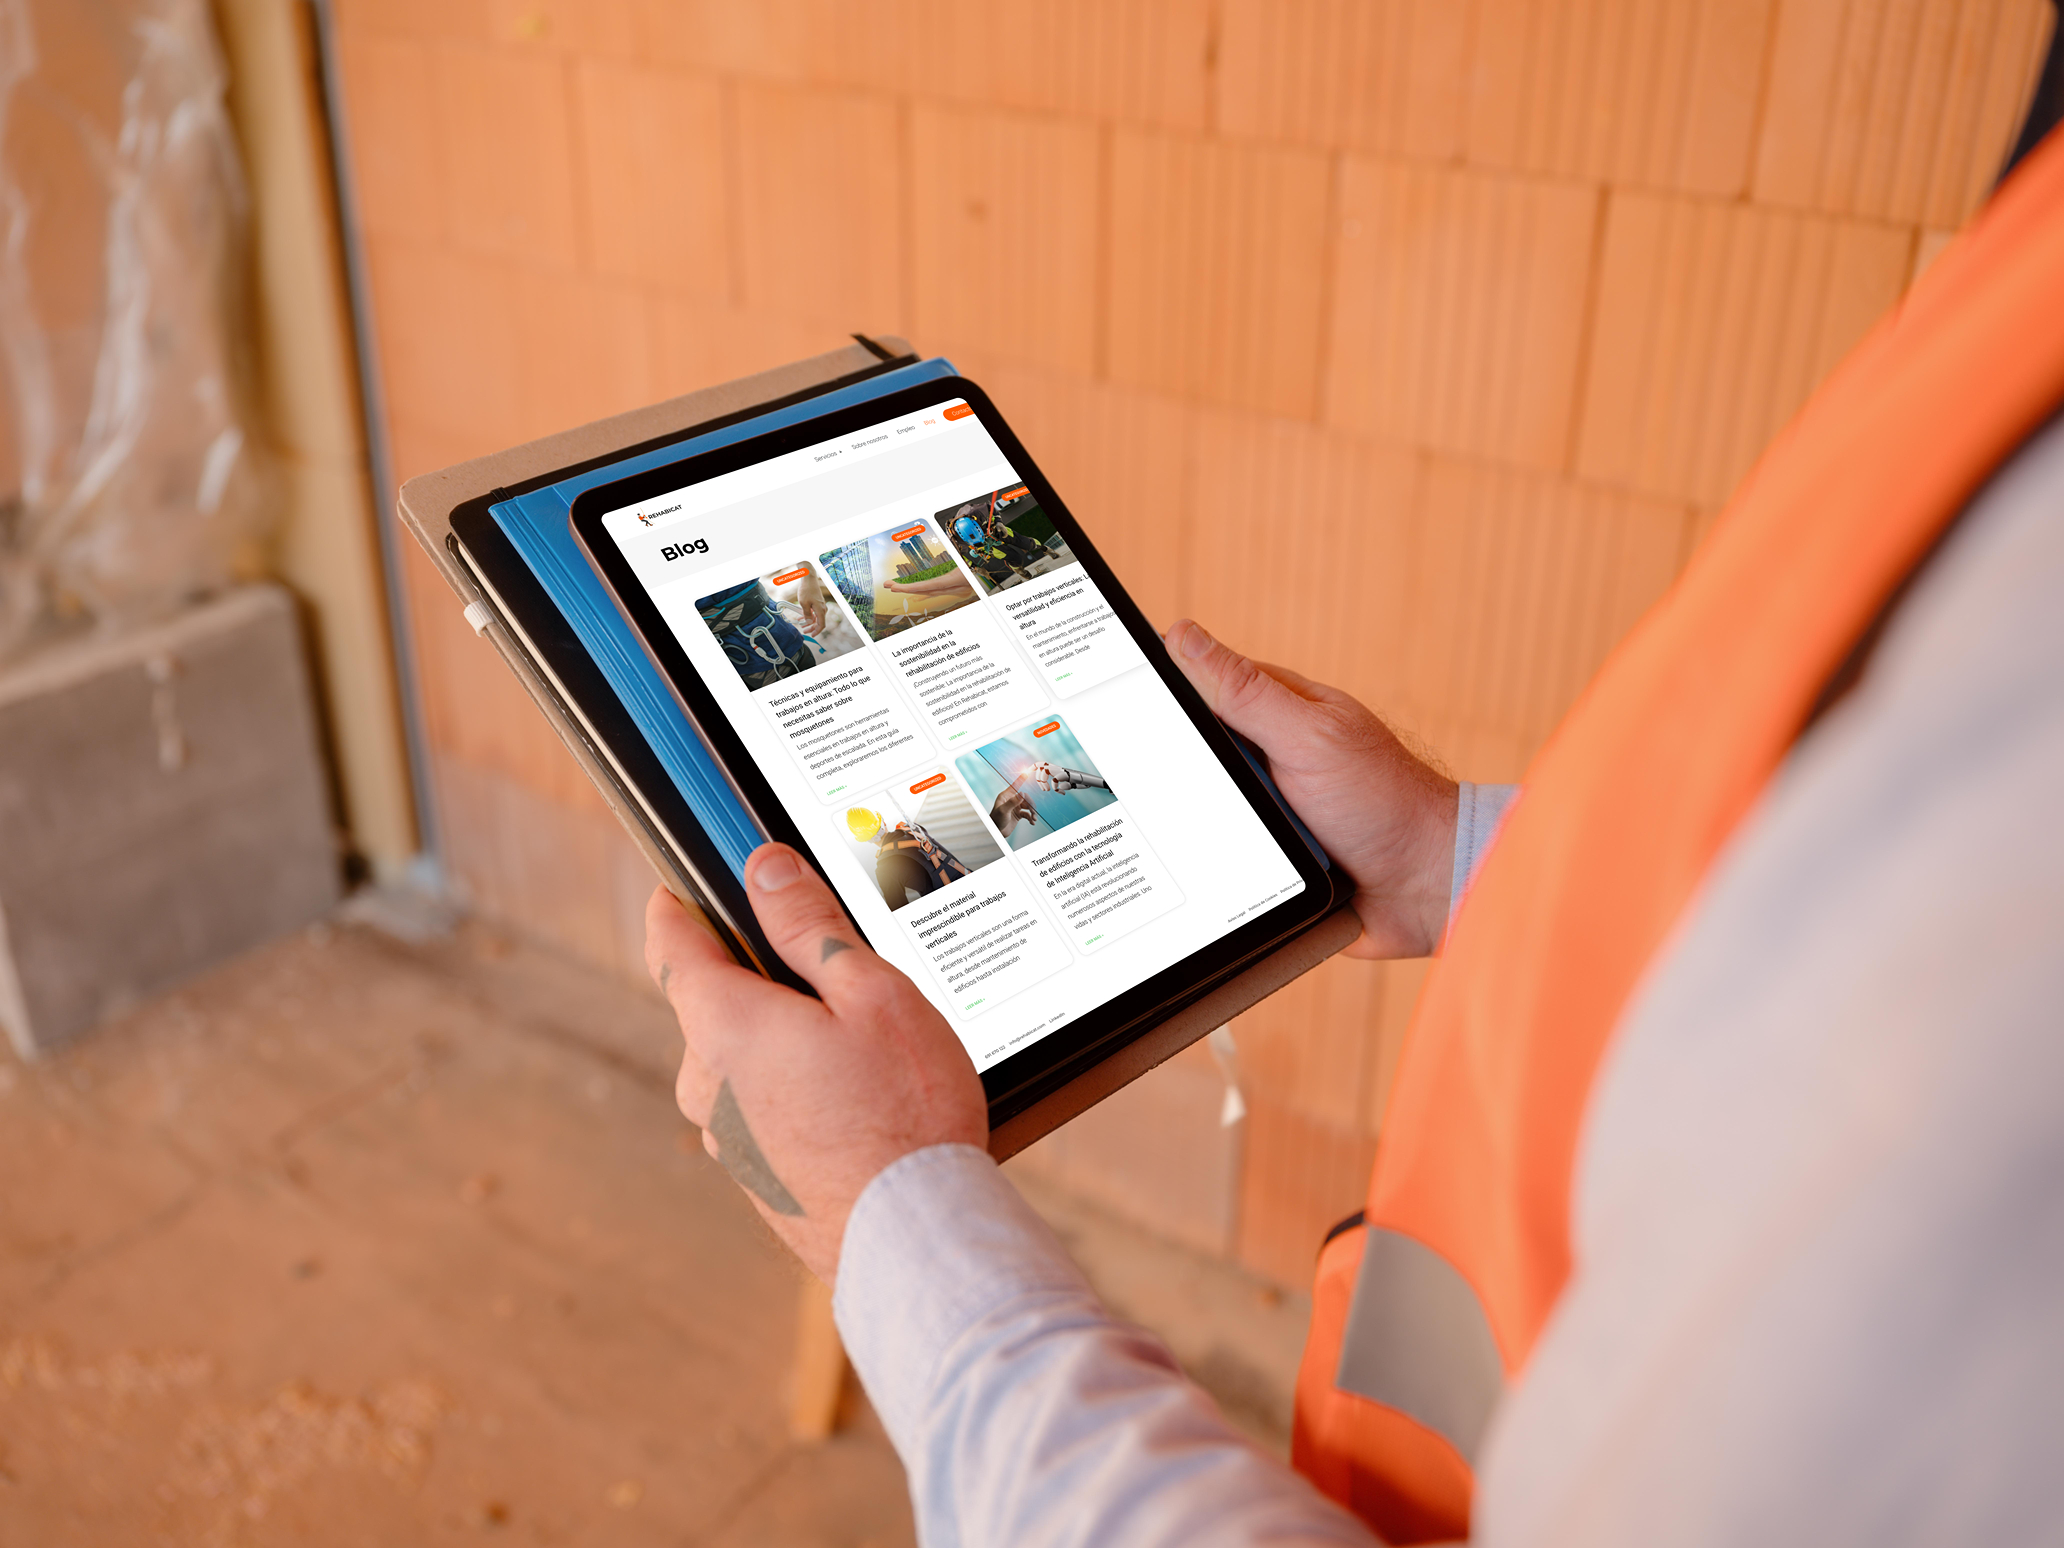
[599,397,1305,1072]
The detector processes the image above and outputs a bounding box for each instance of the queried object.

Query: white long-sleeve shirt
[833,410,2064,1548]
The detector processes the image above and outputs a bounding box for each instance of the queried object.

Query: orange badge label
[909,773,946,794]
[1033,721,1061,737]
[890,524,927,542]
[771,566,810,585]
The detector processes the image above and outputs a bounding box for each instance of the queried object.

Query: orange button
[999,486,1029,501]
[909,772,946,794]
[771,566,810,585]
[943,403,974,420]
[889,524,927,542]
[1032,721,1061,737]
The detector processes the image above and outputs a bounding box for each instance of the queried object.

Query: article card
[900,865,1071,1019]
[880,604,1049,749]
[934,481,1141,697]
[953,716,1181,952]
[759,659,924,803]
[1018,803,1180,953]
[834,767,1007,914]
[995,565,1144,698]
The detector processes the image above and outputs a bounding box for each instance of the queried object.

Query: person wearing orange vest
[643,81,2064,1548]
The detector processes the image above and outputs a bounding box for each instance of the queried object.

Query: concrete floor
[0,914,1309,1546]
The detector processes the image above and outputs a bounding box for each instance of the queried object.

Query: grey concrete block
[0,585,341,1056]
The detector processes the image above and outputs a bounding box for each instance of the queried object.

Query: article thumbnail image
[936,484,1076,595]
[953,718,1115,852]
[693,561,865,691]
[841,770,1005,912]
[819,517,978,642]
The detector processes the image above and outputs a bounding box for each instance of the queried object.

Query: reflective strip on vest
[1336,1228,1503,1465]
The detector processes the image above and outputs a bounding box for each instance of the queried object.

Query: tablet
[570,376,1344,1124]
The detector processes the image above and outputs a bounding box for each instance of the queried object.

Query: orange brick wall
[328,0,2053,1283]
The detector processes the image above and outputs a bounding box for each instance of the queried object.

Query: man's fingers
[743,843,882,1003]
[645,885,800,1061]
[1165,619,1317,752]
[646,886,733,977]
[1250,656,1347,706]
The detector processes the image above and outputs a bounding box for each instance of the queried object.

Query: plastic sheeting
[0,0,266,660]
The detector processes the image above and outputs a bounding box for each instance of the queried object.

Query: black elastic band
[1321,1209,1367,1251]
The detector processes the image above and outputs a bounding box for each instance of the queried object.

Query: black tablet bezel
[569,376,1347,1125]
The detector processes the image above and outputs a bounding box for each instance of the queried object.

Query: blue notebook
[486,358,960,884]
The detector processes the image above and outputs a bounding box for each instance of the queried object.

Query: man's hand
[884,574,976,598]
[644,846,987,1280]
[1165,620,1458,958]
[796,578,827,634]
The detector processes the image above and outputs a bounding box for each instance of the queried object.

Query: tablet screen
[580,385,1315,1077]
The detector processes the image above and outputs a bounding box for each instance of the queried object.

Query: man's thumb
[1164,619,1307,749]
[744,843,876,997]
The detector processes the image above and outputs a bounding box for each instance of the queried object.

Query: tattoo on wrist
[820,938,853,963]
[658,962,672,994]
[708,1078,803,1216]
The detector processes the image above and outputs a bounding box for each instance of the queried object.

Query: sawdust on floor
[0,915,1307,1545]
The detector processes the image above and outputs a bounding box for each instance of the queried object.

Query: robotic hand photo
[1030,761,1109,795]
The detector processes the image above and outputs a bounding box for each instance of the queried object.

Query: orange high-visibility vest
[1294,126,2064,1545]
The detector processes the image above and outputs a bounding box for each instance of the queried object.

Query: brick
[397,538,609,817]
[431,43,580,269]
[1685,503,1727,559]
[482,0,638,54]
[575,61,729,300]
[918,0,1214,131]
[631,1,1213,128]
[1235,1096,1377,1288]
[1215,0,1467,159]
[1402,716,1536,788]
[1107,131,1332,420]
[363,237,525,455]
[908,105,1101,375]
[431,753,639,972]
[0,588,339,1056]
[1752,0,2054,227]
[330,34,442,242]
[1231,953,1389,1132]
[1911,227,1958,287]
[649,298,852,401]
[1467,0,1775,197]
[332,0,491,43]
[1364,956,1430,1129]
[383,417,485,495]
[1325,160,1600,471]
[1574,192,1914,507]
[1184,409,1419,715]
[510,271,654,442]
[631,0,818,78]
[1005,1051,1241,1257]
[957,359,1194,631]
[1400,457,1691,777]
[733,81,905,331]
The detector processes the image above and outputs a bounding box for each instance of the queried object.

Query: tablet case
[396,335,1360,1158]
